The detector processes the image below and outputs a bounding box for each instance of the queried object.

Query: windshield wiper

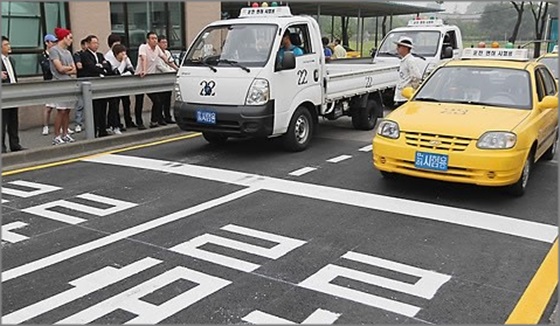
[411,52,426,61]
[185,58,217,72]
[217,59,251,73]
[448,100,491,106]
[414,97,441,103]
[377,51,399,57]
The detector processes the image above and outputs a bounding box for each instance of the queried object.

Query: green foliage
[478,2,535,41]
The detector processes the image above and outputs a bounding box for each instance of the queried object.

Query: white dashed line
[358,145,372,152]
[289,167,317,176]
[326,155,352,163]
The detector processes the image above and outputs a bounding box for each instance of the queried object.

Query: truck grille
[405,132,472,152]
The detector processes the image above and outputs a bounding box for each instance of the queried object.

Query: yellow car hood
[388,102,531,139]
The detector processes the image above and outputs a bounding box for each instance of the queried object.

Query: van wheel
[507,151,533,196]
[282,106,313,152]
[202,132,228,145]
[352,99,382,130]
[542,131,558,161]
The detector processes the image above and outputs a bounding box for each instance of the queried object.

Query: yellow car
[373,48,558,196]
[536,50,558,80]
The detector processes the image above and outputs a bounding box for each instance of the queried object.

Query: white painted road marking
[2,222,29,243]
[298,251,451,317]
[21,193,137,225]
[55,266,231,324]
[326,155,352,163]
[289,167,317,176]
[2,188,258,282]
[242,309,341,324]
[2,257,162,324]
[2,180,62,198]
[358,145,373,152]
[84,154,557,243]
[170,224,306,272]
[2,199,9,203]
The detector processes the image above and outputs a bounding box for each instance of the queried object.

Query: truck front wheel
[202,132,228,145]
[282,106,313,152]
[352,99,382,130]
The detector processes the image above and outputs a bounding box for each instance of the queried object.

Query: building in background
[1,1,221,77]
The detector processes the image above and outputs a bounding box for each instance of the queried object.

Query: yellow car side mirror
[401,87,414,100]
[538,95,558,110]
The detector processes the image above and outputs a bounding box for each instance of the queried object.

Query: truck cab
[174,5,399,151]
[373,19,463,80]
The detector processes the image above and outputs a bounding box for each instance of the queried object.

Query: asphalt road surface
[2,118,557,324]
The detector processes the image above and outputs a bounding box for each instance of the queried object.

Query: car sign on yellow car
[373,48,558,196]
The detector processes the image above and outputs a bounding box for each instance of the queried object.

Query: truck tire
[202,132,228,145]
[282,106,313,152]
[352,99,382,130]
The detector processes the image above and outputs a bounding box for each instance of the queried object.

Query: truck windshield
[413,66,532,110]
[377,31,440,57]
[183,24,278,68]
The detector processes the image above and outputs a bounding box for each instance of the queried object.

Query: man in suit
[79,35,112,137]
[1,35,25,153]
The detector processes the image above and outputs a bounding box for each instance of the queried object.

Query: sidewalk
[2,111,191,172]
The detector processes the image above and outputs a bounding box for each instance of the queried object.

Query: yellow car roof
[537,52,558,60]
[445,59,535,70]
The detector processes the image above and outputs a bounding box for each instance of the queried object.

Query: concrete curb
[2,125,193,172]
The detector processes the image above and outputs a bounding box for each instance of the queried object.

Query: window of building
[1,2,68,77]
[110,2,185,67]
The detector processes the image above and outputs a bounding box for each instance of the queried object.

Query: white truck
[373,18,463,103]
[173,5,399,151]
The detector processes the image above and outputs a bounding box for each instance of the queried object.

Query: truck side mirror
[441,46,453,59]
[278,51,296,71]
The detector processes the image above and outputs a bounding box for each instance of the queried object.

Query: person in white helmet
[393,36,422,107]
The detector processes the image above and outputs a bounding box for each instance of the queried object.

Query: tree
[529,1,549,58]
[509,2,525,44]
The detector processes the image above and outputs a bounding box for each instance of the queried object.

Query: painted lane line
[2,257,162,324]
[505,239,558,324]
[2,180,62,198]
[326,155,352,163]
[21,193,137,225]
[242,309,341,324]
[2,222,29,243]
[85,154,557,243]
[358,145,373,152]
[170,224,306,272]
[2,187,258,282]
[2,199,9,203]
[55,266,231,324]
[289,167,317,176]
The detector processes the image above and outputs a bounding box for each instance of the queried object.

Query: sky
[412,1,472,14]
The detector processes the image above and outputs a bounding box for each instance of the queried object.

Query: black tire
[542,131,558,161]
[282,106,313,152]
[202,132,228,145]
[507,150,533,197]
[352,99,382,130]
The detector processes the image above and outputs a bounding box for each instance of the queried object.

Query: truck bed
[324,62,399,102]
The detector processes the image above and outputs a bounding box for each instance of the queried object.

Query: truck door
[272,23,321,133]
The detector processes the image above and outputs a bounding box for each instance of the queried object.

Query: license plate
[414,151,448,172]
[196,110,216,125]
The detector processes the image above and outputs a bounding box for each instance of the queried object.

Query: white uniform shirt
[105,49,134,76]
[395,52,422,102]
[332,44,347,59]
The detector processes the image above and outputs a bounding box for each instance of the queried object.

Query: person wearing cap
[393,36,422,107]
[39,34,57,136]
[49,27,77,145]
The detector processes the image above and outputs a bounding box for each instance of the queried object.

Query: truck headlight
[174,82,182,102]
[477,132,517,149]
[245,79,269,106]
[377,120,400,139]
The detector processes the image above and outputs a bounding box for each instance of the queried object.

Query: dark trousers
[160,91,172,121]
[147,92,163,124]
[107,97,121,129]
[134,94,145,126]
[93,98,108,137]
[2,108,21,152]
[121,95,133,127]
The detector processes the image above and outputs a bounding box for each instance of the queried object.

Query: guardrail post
[81,82,95,140]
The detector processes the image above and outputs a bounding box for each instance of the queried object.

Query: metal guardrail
[2,73,177,140]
